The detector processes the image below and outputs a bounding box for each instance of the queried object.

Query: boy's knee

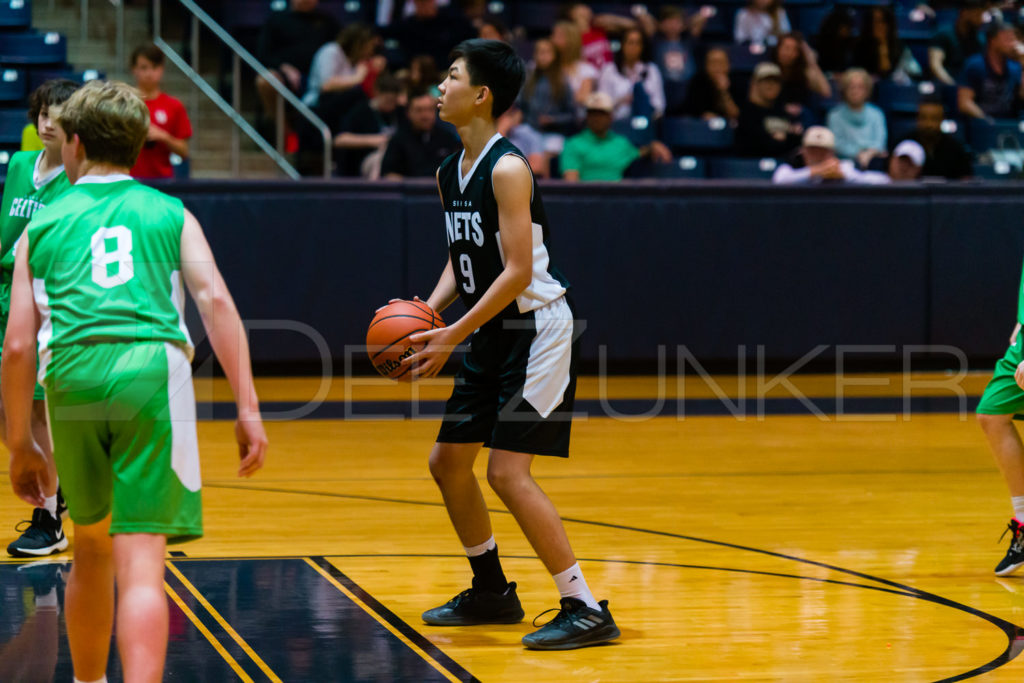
[486,461,526,496]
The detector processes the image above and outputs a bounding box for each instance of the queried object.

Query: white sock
[1012,496,1024,522]
[463,535,497,557]
[35,589,57,608]
[74,677,107,683]
[42,494,57,520]
[553,562,600,610]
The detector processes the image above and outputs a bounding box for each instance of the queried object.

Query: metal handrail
[153,0,332,178]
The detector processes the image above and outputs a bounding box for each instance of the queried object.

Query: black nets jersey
[436,133,569,323]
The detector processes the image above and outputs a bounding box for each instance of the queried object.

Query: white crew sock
[463,535,497,557]
[42,494,57,520]
[35,589,57,608]
[1013,496,1024,522]
[553,562,600,610]
[73,677,107,683]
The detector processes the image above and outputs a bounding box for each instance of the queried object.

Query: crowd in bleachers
[237,0,1024,181]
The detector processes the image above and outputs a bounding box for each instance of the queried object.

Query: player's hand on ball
[376,295,425,313]
[8,441,50,507]
[406,326,458,379]
[235,418,268,478]
[1015,361,1024,391]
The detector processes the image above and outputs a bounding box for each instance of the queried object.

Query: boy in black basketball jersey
[404,39,619,650]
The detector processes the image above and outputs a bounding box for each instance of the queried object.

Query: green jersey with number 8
[26,175,193,384]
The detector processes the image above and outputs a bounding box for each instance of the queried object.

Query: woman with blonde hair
[551,20,599,116]
[826,67,887,168]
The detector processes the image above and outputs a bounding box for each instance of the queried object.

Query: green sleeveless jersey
[0,150,71,301]
[27,175,194,375]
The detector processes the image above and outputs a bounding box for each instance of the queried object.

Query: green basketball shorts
[978,333,1024,416]
[44,341,202,542]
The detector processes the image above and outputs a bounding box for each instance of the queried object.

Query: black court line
[308,556,479,683]
[204,482,1024,682]
[195,395,982,420]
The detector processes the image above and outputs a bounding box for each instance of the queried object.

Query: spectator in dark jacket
[929,0,986,86]
[679,47,741,122]
[736,61,802,157]
[896,97,972,179]
[255,0,339,123]
[385,0,475,69]
[381,88,460,179]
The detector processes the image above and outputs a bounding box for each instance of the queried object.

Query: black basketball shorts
[436,295,579,457]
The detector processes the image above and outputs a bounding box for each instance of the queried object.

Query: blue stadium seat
[694,7,736,42]
[0,68,25,102]
[0,108,27,144]
[0,0,30,29]
[0,31,66,65]
[0,146,16,180]
[708,156,779,179]
[795,6,830,36]
[221,0,272,30]
[968,118,1024,151]
[651,155,706,179]
[27,67,101,93]
[320,0,371,24]
[612,115,655,147]
[876,80,939,114]
[895,6,936,40]
[726,43,769,73]
[973,161,1017,179]
[661,116,734,152]
[511,2,560,35]
[887,114,917,143]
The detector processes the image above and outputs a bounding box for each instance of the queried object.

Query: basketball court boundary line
[166,560,282,682]
[163,579,254,682]
[305,556,479,683]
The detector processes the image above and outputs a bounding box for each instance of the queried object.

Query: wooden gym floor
[3,372,1024,681]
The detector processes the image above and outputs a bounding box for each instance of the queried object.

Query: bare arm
[333,132,389,149]
[408,156,536,377]
[958,86,986,119]
[2,234,48,505]
[562,169,581,181]
[150,126,190,158]
[180,210,266,476]
[929,47,954,85]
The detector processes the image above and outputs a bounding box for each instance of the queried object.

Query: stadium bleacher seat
[320,0,371,24]
[0,108,27,144]
[795,6,830,37]
[613,115,655,147]
[651,155,706,179]
[0,68,26,103]
[661,116,734,152]
[0,0,30,29]
[726,42,769,73]
[895,6,936,41]
[0,31,66,65]
[27,68,100,93]
[0,147,15,180]
[968,118,1024,152]
[876,80,938,114]
[708,156,779,179]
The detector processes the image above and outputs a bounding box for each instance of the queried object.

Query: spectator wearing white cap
[772,125,890,184]
[736,61,803,157]
[887,140,925,181]
[560,91,671,181]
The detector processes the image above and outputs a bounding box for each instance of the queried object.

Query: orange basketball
[366,300,445,381]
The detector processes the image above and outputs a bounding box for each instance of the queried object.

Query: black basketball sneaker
[522,598,620,650]
[7,508,68,558]
[996,518,1024,576]
[422,581,525,626]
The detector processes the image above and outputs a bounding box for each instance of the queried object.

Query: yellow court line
[303,557,463,683]
[163,582,254,683]
[166,561,282,683]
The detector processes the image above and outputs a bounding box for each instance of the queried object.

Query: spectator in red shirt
[129,43,192,179]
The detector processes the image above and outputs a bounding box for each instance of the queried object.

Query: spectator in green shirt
[560,91,671,181]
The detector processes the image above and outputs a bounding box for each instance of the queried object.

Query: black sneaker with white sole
[422,581,525,625]
[522,598,620,650]
[7,508,68,558]
[996,518,1024,576]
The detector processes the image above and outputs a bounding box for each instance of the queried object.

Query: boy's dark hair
[374,72,403,96]
[448,39,525,118]
[28,78,80,123]
[658,5,683,21]
[986,21,1014,45]
[130,42,165,68]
